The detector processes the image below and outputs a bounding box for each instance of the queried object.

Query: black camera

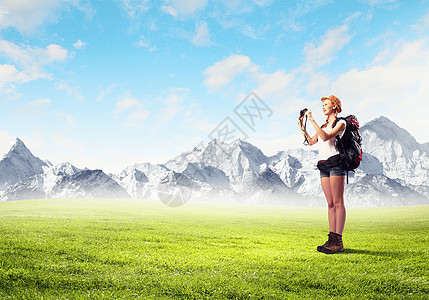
[300,108,308,118]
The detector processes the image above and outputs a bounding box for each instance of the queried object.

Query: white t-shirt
[318,119,346,161]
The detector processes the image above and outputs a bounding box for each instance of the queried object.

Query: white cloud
[302,24,352,72]
[239,23,270,40]
[203,54,252,91]
[192,22,212,46]
[0,64,33,91]
[254,70,294,99]
[215,0,253,15]
[135,36,156,51]
[184,114,216,132]
[55,81,83,101]
[305,72,331,96]
[159,88,188,122]
[119,0,150,18]
[17,98,51,119]
[0,40,30,67]
[29,98,51,107]
[127,110,149,124]
[161,0,207,18]
[333,40,429,101]
[203,54,294,105]
[332,39,429,142]
[0,40,69,92]
[0,0,90,34]
[73,39,87,49]
[0,40,50,72]
[288,0,333,22]
[277,96,309,117]
[253,0,273,7]
[46,44,68,61]
[96,84,118,102]
[54,112,75,124]
[115,92,149,127]
[161,5,177,17]
[358,0,396,6]
[412,11,429,32]
[51,132,82,152]
[115,96,143,114]
[135,39,149,48]
[0,130,15,157]
[240,25,260,40]
[65,115,75,123]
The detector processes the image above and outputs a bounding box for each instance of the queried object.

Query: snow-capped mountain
[264,116,429,206]
[0,140,128,200]
[1,116,428,206]
[50,169,129,199]
[2,165,129,201]
[115,139,303,205]
[0,138,49,190]
[269,148,322,197]
[53,162,82,176]
[343,173,428,206]
[112,162,171,200]
[360,116,429,195]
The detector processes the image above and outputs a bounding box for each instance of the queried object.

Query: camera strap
[300,116,309,145]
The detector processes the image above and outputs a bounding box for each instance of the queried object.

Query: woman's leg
[321,177,336,233]
[330,175,346,235]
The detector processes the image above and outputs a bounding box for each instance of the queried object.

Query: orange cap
[321,95,342,113]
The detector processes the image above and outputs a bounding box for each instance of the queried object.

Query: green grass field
[0,199,428,299]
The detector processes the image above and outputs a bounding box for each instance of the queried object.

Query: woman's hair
[321,117,330,129]
[321,107,339,129]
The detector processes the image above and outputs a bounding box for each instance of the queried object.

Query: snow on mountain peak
[52,162,81,176]
[233,139,267,161]
[10,137,24,147]
[0,138,48,189]
[361,116,420,151]
[1,116,428,206]
[361,116,429,186]
[4,138,31,158]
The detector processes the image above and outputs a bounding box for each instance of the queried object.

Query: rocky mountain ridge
[1,116,428,206]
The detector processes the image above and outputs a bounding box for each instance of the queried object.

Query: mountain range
[1,116,428,206]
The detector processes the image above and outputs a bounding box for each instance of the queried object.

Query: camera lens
[300,108,308,117]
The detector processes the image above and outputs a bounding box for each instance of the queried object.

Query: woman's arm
[305,110,345,142]
[306,133,318,146]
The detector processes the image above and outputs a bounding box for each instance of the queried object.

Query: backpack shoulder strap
[333,116,346,128]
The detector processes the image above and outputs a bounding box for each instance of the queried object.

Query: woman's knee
[333,198,345,209]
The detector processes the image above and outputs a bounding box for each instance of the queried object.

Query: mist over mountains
[1,116,428,206]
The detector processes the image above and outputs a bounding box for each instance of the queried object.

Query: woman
[298,95,346,254]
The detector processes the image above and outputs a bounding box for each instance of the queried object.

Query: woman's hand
[297,116,303,127]
[305,109,314,121]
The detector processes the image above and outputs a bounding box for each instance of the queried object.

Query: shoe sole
[321,247,344,254]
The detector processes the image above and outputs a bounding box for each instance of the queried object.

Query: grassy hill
[0,199,427,299]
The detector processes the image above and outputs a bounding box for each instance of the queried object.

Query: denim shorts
[319,163,346,178]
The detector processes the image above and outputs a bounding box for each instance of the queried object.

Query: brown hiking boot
[317,232,334,252]
[322,233,344,254]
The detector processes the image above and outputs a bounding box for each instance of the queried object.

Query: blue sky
[1,0,429,173]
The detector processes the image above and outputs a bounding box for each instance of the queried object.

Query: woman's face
[322,100,335,116]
